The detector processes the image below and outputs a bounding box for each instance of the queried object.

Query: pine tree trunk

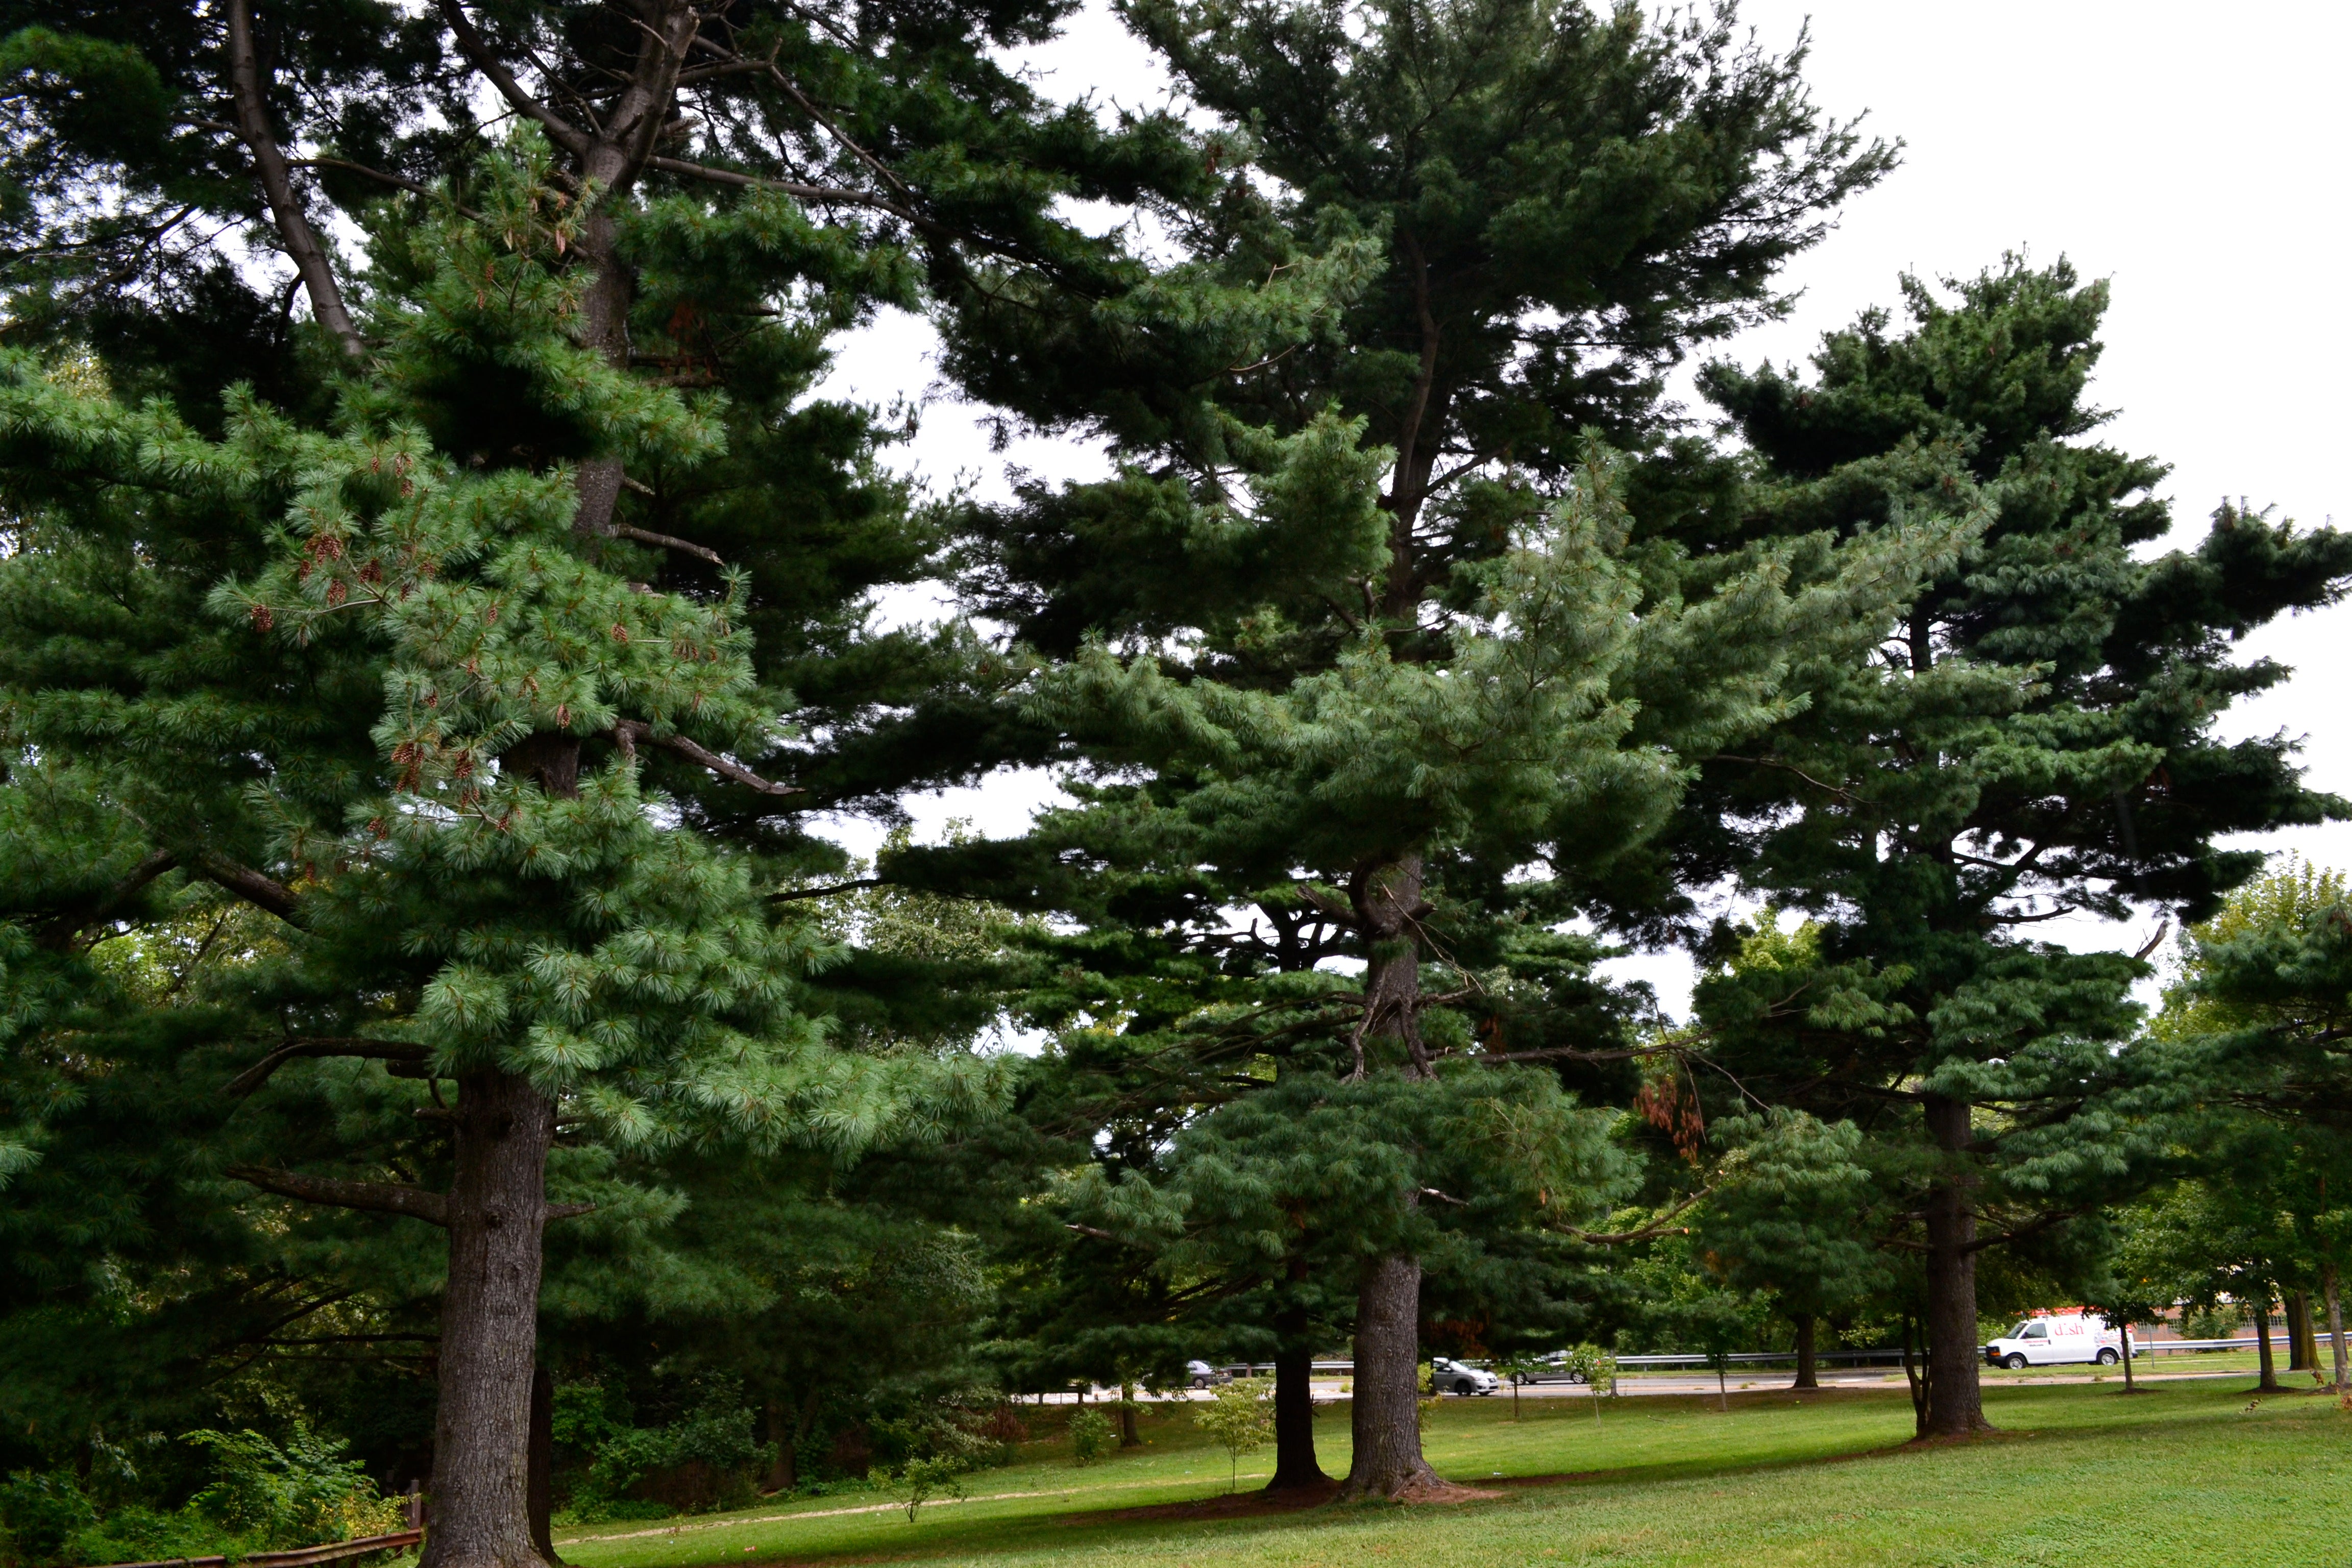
[2255,1293,2280,1392]
[1919,1094,1991,1436]
[1335,855,1446,1500]
[1337,1252,1442,1500]
[1265,1341,1328,1492]
[763,1399,795,1493]
[1792,1314,1818,1390]
[2325,1261,2347,1395]
[2291,1290,2320,1371]
[420,1069,557,1568]
[1118,1381,1141,1448]
[1900,1317,1926,1439]
[528,1364,558,1564]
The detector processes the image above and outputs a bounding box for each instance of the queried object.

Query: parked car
[1982,1313,2133,1369]
[1430,1356,1500,1395]
[1186,1359,1231,1389]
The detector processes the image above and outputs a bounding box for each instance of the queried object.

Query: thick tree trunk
[2325,1261,2348,1395]
[2287,1290,2315,1370]
[420,1070,557,1568]
[1266,1341,1328,1492]
[1900,1317,1927,1440]
[1335,854,1447,1500]
[1919,1094,1990,1436]
[1791,1314,1819,1390]
[528,1364,558,1564]
[2255,1292,2280,1391]
[1338,1252,1442,1500]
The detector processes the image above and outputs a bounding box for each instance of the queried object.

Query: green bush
[1066,1409,1115,1466]
[0,1471,96,1565]
[2183,1305,2245,1342]
[555,1382,768,1521]
[182,1424,404,1548]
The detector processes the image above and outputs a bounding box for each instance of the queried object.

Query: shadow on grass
[734,1385,2245,1568]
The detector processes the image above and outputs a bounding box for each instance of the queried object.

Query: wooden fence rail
[90,1527,422,1568]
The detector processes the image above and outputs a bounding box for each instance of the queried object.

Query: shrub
[0,1472,96,1566]
[1066,1409,1115,1466]
[892,1456,967,1523]
[182,1425,404,1549]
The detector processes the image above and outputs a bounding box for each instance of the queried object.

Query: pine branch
[34,847,178,951]
[287,156,484,220]
[589,520,724,564]
[1552,1186,1715,1245]
[432,0,590,157]
[225,0,364,358]
[193,852,302,920]
[225,1038,432,1098]
[611,720,801,795]
[769,877,883,902]
[228,1166,451,1226]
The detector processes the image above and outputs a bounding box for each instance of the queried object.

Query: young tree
[1697,1103,1884,1390]
[1686,260,2352,1436]
[1193,1376,1273,1493]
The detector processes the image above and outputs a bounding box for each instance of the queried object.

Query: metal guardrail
[1203,1335,2283,1385]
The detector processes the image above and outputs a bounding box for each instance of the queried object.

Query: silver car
[1430,1356,1499,1395]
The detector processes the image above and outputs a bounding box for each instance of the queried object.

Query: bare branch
[769,877,883,903]
[589,520,724,564]
[611,720,801,795]
[226,1037,431,1098]
[225,0,364,358]
[193,851,302,921]
[35,847,178,951]
[433,0,589,156]
[228,1165,451,1226]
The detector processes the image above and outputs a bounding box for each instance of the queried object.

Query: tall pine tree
[942,0,1923,1496]
[1687,259,2352,1436]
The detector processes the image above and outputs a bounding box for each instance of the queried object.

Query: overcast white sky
[813,0,2352,1016]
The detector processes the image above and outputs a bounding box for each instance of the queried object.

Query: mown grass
[560,1378,2351,1568]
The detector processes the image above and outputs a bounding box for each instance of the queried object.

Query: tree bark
[2325,1261,2348,1396]
[2118,1320,2136,1392]
[2255,1291,2280,1391]
[763,1400,795,1493]
[225,0,365,357]
[1919,1094,1990,1436]
[2290,1290,2319,1371]
[1337,1251,1442,1500]
[1900,1317,1927,1440]
[528,1363,559,1565]
[1346,855,1428,1079]
[1117,1380,1141,1448]
[1791,1313,1818,1390]
[1265,1341,1328,1492]
[420,1069,557,1568]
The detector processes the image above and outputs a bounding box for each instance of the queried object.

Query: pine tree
[936,0,1931,1493]
[0,0,1169,1553]
[1685,260,2352,1436]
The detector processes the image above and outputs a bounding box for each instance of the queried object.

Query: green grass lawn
[558,1379,2352,1568]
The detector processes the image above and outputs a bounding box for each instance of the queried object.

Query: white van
[1982,1312,2126,1369]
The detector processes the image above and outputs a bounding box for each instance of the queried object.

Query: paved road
[1054,1366,2257,1406]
